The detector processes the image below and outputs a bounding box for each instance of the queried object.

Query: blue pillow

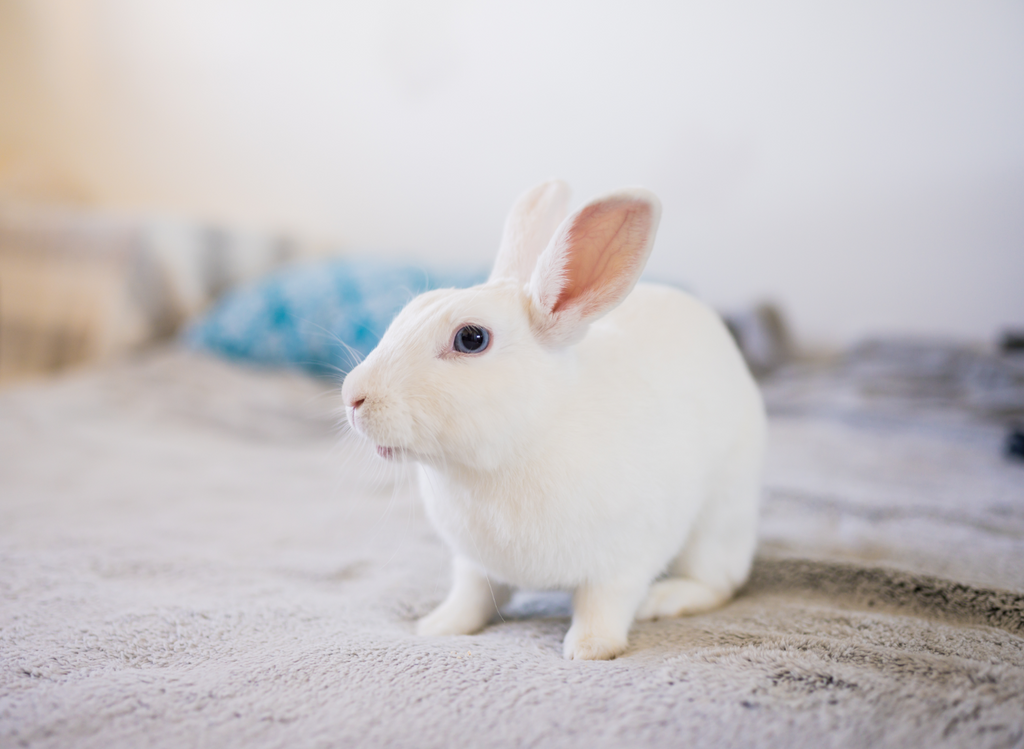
[184,258,486,378]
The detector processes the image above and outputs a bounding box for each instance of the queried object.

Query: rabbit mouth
[376,445,402,460]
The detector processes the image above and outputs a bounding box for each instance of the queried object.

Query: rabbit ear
[490,180,571,284]
[528,188,661,345]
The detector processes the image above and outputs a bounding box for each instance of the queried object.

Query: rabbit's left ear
[528,189,661,345]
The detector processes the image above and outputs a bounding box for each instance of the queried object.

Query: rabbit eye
[453,325,490,354]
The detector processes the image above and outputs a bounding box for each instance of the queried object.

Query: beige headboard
[0,202,299,384]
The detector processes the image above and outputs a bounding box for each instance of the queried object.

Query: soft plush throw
[1,342,1022,748]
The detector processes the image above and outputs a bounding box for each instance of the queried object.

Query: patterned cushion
[184,258,486,377]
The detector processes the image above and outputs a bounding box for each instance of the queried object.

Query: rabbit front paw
[416,599,489,636]
[562,624,627,660]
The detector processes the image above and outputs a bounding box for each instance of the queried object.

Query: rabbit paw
[416,600,488,636]
[635,578,728,621]
[562,624,626,661]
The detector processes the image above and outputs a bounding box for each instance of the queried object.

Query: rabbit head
[341,180,661,471]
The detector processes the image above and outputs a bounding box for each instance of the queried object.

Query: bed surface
[1,344,1022,748]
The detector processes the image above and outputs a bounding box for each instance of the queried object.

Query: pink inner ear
[551,201,653,316]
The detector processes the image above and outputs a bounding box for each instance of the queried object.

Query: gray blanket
[1,344,1022,748]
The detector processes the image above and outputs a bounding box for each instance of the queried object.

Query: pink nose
[348,396,365,410]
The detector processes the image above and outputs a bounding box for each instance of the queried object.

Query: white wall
[2,0,1022,346]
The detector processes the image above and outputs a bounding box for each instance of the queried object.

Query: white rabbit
[341,180,765,660]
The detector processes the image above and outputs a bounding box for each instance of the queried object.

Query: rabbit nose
[341,373,365,410]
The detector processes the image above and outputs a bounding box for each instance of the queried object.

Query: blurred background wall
[1,0,1022,348]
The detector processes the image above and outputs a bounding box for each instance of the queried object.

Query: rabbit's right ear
[490,180,571,284]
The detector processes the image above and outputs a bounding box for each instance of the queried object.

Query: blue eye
[453,325,490,354]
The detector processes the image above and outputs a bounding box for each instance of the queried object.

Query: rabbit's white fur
[342,180,765,660]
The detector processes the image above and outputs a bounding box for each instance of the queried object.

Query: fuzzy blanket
[1,344,1022,748]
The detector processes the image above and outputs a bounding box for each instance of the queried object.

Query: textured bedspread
[1,345,1022,748]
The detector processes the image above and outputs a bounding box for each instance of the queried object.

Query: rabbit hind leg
[636,450,761,622]
[634,577,729,621]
